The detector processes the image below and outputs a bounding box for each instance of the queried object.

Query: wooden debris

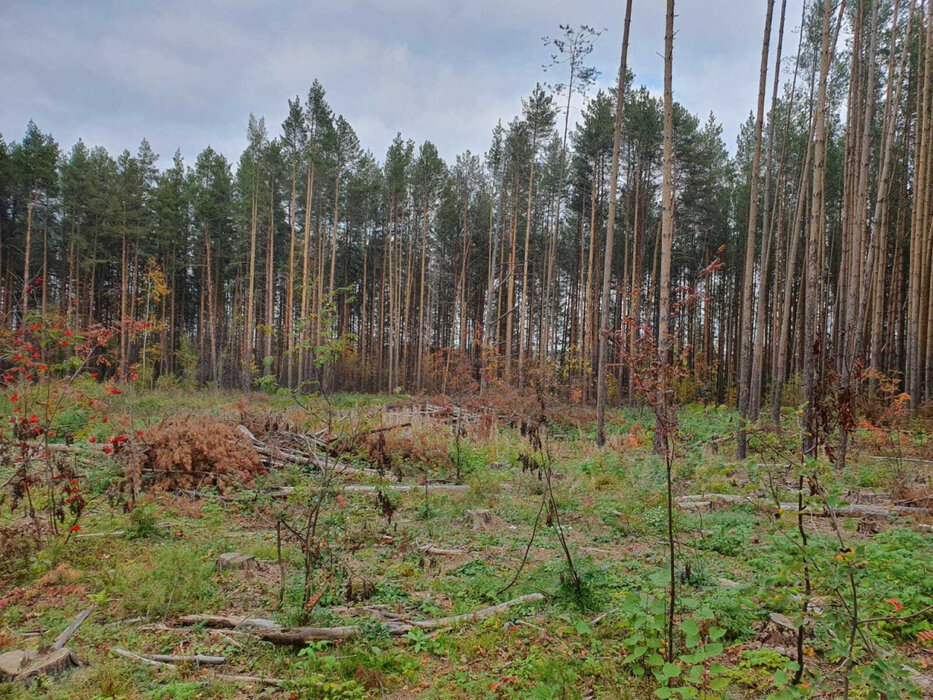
[464,508,512,531]
[73,530,126,539]
[210,672,286,686]
[236,424,377,477]
[174,593,546,645]
[258,482,470,500]
[717,578,742,589]
[677,494,745,512]
[136,652,227,666]
[768,612,798,630]
[0,603,95,681]
[175,614,281,631]
[419,544,467,556]
[0,648,76,681]
[345,483,469,493]
[112,646,174,668]
[112,647,283,686]
[52,604,97,651]
[903,665,933,693]
[677,493,929,518]
[216,553,258,573]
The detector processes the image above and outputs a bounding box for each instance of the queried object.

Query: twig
[112,647,283,686]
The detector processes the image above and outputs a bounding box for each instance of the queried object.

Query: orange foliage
[122,416,264,493]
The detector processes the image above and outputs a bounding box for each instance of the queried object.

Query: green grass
[0,391,929,698]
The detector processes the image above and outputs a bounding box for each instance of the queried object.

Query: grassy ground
[0,390,931,699]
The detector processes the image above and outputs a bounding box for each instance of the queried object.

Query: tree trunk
[737,0,775,458]
[596,0,633,445]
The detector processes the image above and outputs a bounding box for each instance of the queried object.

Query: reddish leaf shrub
[122,416,264,493]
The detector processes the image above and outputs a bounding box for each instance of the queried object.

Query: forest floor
[0,389,931,699]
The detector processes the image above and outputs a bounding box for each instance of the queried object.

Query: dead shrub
[353,426,452,478]
[122,416,264,494]
[0,525,35,585]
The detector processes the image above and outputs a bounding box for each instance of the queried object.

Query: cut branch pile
[383,401,481,426]
[235,425,378,477]
[123,416,264,493]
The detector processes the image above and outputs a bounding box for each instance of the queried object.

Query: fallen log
[869,456,933,465]
[345,483,469,494]
[260,483,470,499]
[175,593,546,645]
[420,544,467,556]
[211,672,287,687]
[678,494,928,518]
[174,615,282,631]
[74,530,126,540]
[52,603,97,651]
[112,648,181,668]
[408,593,545,631]
[137,652,227,666]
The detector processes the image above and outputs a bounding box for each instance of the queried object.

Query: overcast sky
[1,0,804,169]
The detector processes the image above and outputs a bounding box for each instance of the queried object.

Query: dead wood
[51,603,96,651]
[678,494,928,518]
[174,593,546,645]
[112,647,283,686]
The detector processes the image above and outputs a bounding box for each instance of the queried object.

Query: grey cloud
[1,0,803,168]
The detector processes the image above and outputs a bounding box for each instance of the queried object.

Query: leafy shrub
[125,502,162,540]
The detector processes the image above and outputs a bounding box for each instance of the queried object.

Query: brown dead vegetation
[122,416,264,494]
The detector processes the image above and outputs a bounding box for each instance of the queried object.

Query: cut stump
[216,553,258,573]
[0,648,77,681]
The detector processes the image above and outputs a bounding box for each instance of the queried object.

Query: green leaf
[708,626,726,641]
[679,619,700,636]
[705,642,724,656]
[686,664,704,683]
[774,669,788,684]
[654,688,673,699]
[662,662,681,679]
[710,677,730,692]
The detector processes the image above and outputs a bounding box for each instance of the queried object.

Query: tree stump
[216,553,258,573]
[0,648,77,681]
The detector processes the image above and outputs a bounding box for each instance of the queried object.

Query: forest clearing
[0,385,930,699]
[3,0,933,696]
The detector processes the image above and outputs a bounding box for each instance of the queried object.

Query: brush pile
[123,416,264,493]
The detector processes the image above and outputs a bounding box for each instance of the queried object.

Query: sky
[1,0,805,169]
